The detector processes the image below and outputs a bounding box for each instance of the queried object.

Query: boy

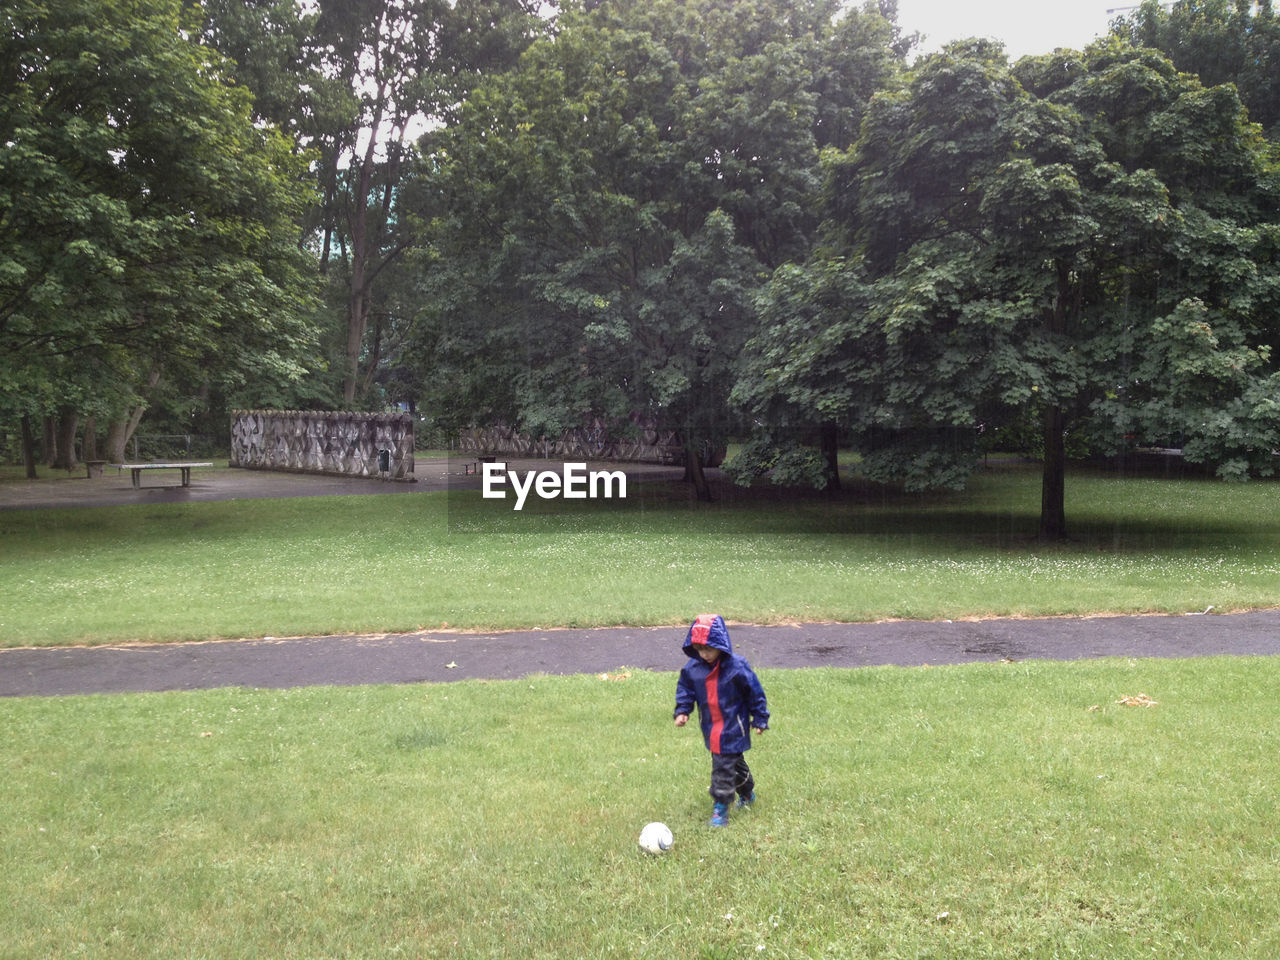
[673,614,770,827]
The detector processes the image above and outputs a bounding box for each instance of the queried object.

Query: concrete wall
[230,410,415,480]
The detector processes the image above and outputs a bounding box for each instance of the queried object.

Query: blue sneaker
[709,802,729,827]
[735,791,755,809]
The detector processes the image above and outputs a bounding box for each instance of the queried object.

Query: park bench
[464,455,497,476]
[114,462,213,489]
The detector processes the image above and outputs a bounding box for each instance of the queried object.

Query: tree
[1112,0,1280,137]
[740,38,1280,537]
[0,0,318,463]
[414,0,902,497]
[731,258,874,491]
[184,0,546,411]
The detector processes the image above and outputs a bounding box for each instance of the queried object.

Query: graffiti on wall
[230,410,415,480]
[457,416,723,466]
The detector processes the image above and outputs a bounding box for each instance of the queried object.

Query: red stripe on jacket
[706,661,723,753]
[691,614,716,646]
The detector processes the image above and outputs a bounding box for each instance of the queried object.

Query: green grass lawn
[0,464,1277,646]
[4,463,1279,956]
[4,656,1279,958]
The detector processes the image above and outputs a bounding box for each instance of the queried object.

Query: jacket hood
[682,614,733,658]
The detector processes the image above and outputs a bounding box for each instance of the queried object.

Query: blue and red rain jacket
[674,614,769,755]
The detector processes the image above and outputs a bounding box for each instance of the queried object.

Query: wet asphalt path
[2,610,1277,698]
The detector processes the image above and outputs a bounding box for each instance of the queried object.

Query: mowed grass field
[4,658,1279,958]
[3,463,1279,957]
[0,464,1277,647]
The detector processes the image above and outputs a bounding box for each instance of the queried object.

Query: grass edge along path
[2,466,1280,647]
[3,656,1279,958]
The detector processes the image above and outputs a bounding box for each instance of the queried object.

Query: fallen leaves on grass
[598,671,632,682]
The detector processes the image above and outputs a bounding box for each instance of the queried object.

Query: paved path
[3,610,1277,697]
[0,458,688,510]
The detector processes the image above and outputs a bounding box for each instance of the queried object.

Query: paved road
[3,610,1277,697]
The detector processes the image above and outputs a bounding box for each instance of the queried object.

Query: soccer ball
[638,821,673,855]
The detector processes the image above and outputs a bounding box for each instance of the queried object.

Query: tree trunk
[52,407,79,471]
[342,268,369,405]
[341,63,389,408]
[104,420,130,464]
[820,420,841,492]
[82,416,98,462]
[20,414,37,479]
[1039,404,1067,541]
[104,366,162,462]
[43,416,56,467]
[317,142,342,275]
[1038,259,1075,541]
[104,405,149,463]
[684,440,713,502]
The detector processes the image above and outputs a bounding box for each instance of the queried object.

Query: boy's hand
[674,714,689,727]
[752,727,766,735]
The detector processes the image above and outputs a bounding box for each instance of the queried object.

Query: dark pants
[709,752,754,805]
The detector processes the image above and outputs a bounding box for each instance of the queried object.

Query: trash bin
[378,449,391,475]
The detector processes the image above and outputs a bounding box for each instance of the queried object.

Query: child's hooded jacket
[674,614,769,754]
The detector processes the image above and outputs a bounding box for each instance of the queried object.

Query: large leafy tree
[1112,0,1280,138]
[0,0,318,465]
[739,38,1280,537]
[187,0,546,409]
[414,0,901,496]
[185,0,331,141]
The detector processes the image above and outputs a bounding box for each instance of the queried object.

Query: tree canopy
[190,0,546,407]
[412,0,903,495]
[738,37,1280,536]
[5,0,1279,532]
[1112,0,1280,138]
[1,0,317,462]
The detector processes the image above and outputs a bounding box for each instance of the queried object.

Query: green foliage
[723,435,834,489]
[742,37,1280,534]
[412,0,903,463]
[223,0,548,409]
[0,0,319,425]
[1112,0,1280,137]
[9,0,1279,512]
[189,0,342,142]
